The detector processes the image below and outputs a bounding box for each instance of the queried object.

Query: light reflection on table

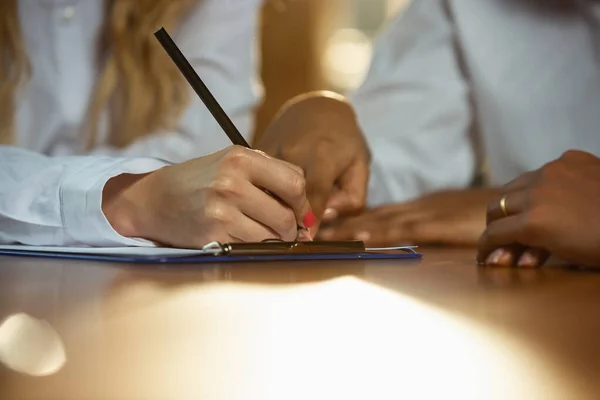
[1,249,599,399]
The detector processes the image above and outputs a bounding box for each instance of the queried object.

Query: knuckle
[288,174,307,198]
[222,146,251,170]
[253,149,269,158]
[528,185,545,204]
[289,163,305,177]
[541,160,564,180]
[347,194,365,210]
[208,175,238,198]
[561,149,584,161]
[202,199,230,225]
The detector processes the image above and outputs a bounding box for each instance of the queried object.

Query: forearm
[0,147,166,247]
[274,91,358,127]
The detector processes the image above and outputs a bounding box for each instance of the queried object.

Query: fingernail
[297,229,313,242]
[486,249,506,266]
[518,252,538,268]
[354,231,371,242]
[303,211,316,228]
[322,208,339,221]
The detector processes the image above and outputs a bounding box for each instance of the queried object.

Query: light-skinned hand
[102,146,316,248]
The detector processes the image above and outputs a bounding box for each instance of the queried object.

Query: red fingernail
[303,211,316,228]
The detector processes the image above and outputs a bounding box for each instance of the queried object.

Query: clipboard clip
[201,241,419,256]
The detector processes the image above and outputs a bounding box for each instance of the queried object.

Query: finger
[485,170,540,225]
[228,209,282,243]
[320,215,415,248]
[280,160,305,177]
[502,170,540,192]
[341,201,430,222]
[304,156,340,222]
[322,206,340,223]
[325,158,369,215]
[516,247,550,268]
[318,215,376,242]
[479,244,524,267]
[477,215,527,263]
[318,221,362,241]
[317,227,357,241]
[253,149,305,177]
[243,150,314,230]
[405,215,484,246]
[373,211,484,247]
[486,190,530,225]
[319,209,436,246]
[235,181,299,241]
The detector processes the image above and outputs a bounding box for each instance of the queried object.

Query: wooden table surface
[0,248,599,400]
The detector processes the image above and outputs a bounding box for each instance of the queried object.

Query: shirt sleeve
[91,0,263,162]
[0,146,168,247]
[351,0,476,207]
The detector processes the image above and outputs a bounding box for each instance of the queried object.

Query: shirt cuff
[60,157,171,247]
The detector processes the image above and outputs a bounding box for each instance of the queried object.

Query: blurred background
[254,0,409,140]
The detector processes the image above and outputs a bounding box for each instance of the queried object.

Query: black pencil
[154,27,306,233]
[154,27,250,148]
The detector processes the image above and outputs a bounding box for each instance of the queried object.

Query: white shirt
[0,0,262,246]
[357,0,600,206]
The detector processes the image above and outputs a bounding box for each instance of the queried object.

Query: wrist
[101,171,157,239]
[280,91,356,120]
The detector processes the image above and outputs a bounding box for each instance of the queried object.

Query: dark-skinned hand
[255,91,370,231]
[319,189,500,247]
[478,150,600,268]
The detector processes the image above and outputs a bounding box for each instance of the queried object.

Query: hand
[478,150,600,268]
[319,189,499,247]
[102,146,315,248]
[256,91,370,229]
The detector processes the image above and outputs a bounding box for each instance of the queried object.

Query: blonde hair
[0,0,196,148]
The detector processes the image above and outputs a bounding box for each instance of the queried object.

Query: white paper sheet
[0,245,216,258]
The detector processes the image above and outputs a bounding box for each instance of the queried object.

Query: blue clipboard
[0,241,422,264]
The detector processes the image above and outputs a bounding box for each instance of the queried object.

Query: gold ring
[499,196,509,217]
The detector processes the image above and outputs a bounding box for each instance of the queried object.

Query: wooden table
[1,248,599,399]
